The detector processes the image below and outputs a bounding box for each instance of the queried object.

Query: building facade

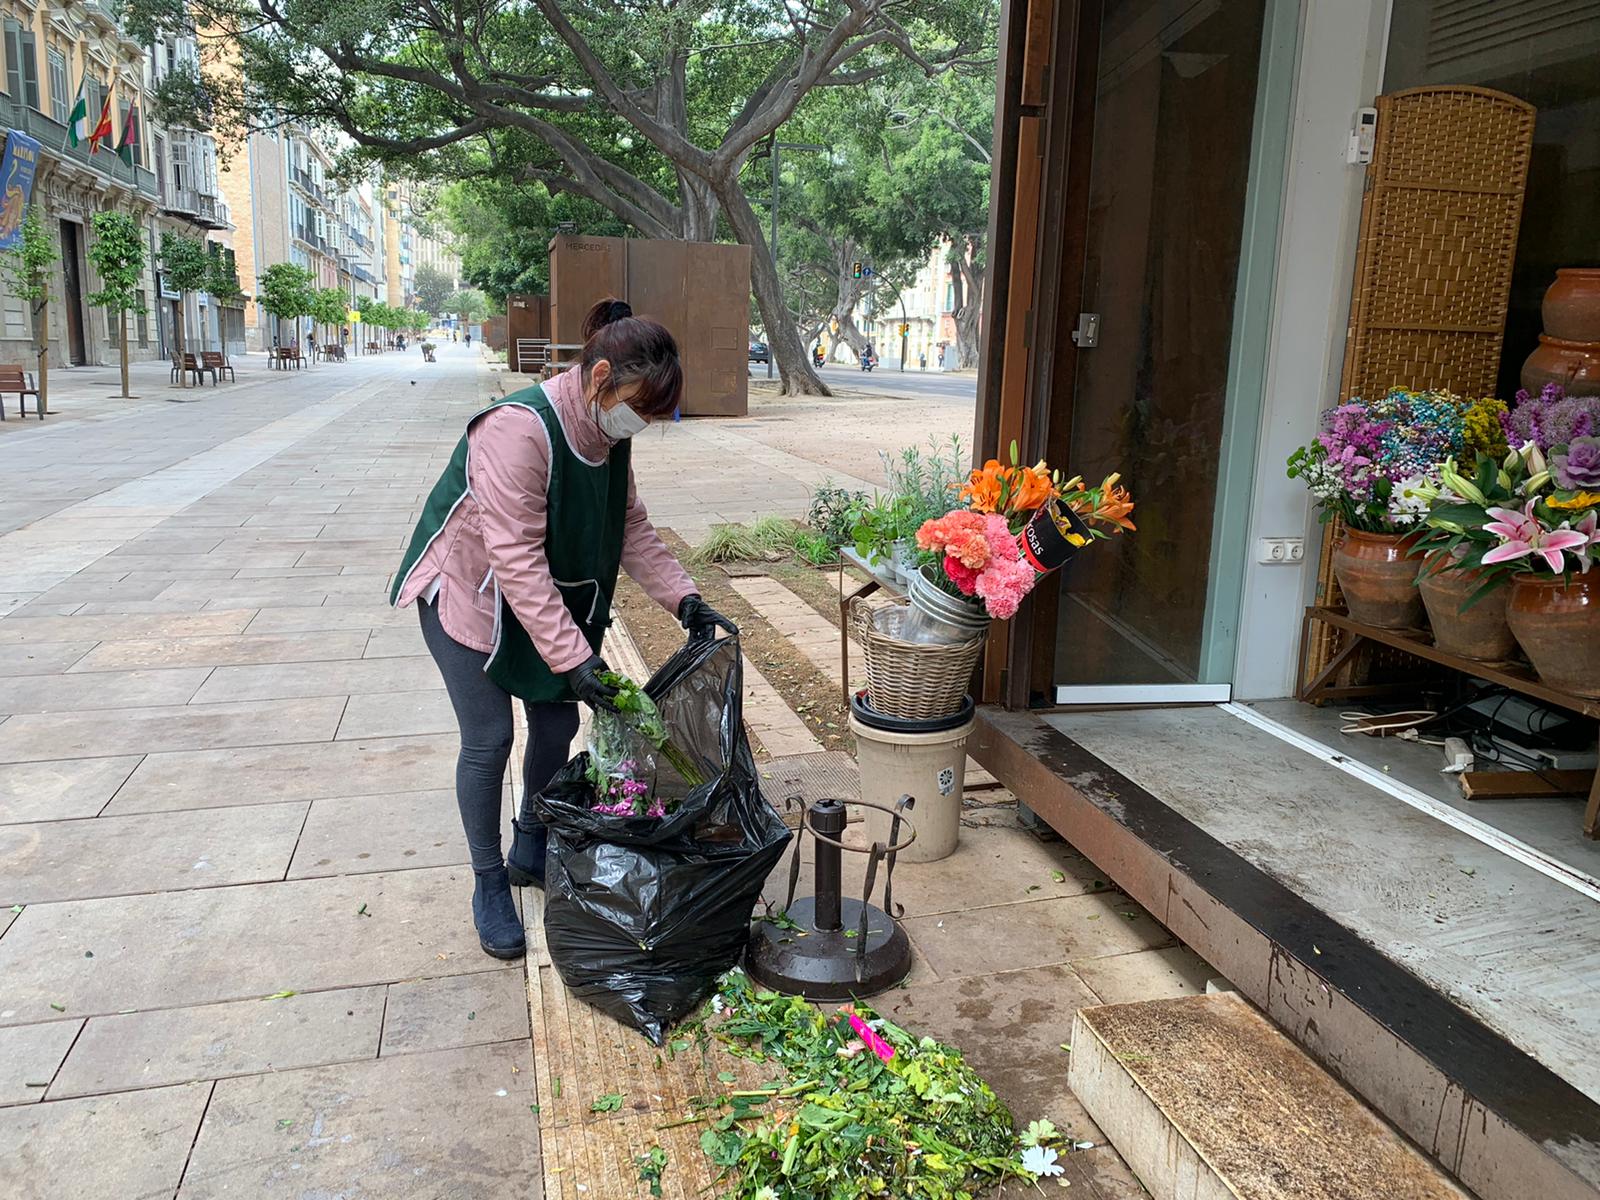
[384,178,458,312]
[0,4,232,369]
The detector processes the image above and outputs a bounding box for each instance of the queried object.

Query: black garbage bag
[534,634,791,1044]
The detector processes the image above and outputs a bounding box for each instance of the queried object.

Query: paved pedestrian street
[0,346,881,1199]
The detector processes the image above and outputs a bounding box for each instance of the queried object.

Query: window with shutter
[47,48,67,124]
[3,22,21,99]
[19,30,38,109]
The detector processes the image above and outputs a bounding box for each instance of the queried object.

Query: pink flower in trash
[847,1013,895,1062]
[1482,500,1593,572]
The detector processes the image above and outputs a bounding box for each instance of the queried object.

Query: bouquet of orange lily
[914,443,1136,620]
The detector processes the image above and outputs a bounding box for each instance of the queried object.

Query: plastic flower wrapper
[584,672,706,818]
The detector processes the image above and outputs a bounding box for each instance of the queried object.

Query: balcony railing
[290,166,330,206]
[293,226,328,254]
[1,97,158,198]
[163,186,230,230]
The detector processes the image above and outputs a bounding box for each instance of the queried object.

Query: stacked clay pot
[1522,269,1600,398]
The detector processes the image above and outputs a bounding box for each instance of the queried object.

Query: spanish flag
[87,94,114,154]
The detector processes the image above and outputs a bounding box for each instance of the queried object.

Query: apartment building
[0,4,233,368]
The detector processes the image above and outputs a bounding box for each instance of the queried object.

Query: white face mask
[598,399,648,441]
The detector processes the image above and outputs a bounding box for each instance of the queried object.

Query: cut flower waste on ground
[670,969,1074,1199]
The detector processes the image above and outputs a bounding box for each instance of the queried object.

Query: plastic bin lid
[850,690,975,734]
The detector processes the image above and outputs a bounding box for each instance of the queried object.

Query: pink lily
[1482,500,1591,572]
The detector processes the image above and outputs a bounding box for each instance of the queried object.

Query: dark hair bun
[582,297,634,340]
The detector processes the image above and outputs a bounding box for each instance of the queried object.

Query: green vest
[391,384,631,704]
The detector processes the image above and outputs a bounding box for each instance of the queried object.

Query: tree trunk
[833,311,870,360]
[119,309,130,398]
[33,296,49,416]
[953,245,983,370]
[176,294,189,388]
[828,254,871,361]
[679,174,718,242]
[712,181,829,397]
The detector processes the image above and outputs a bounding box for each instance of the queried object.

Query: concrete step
[1068,994,1470,1200]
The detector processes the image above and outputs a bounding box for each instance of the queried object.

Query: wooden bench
[366,340,380,354]
[0,364,41,419]
[273,346,302,369]
[202,351,235,382]
[171,353,212,386]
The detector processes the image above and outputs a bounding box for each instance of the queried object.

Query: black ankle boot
[472,866,526,959]
[506,814,547,889]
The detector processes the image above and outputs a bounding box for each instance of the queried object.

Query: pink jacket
[396,366,695,673]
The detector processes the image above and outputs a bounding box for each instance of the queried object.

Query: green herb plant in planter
[849,492,916,577]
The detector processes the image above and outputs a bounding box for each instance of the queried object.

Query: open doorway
[58,219,87,365]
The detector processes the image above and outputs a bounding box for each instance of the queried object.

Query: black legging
[418,599,579,872]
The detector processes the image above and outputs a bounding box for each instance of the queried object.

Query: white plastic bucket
[851,708,975,862]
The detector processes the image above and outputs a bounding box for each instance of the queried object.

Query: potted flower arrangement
[1491,392,1600,696]
[1405,436,1534,661]
[906,444,1135,639]
[1404,383,1600,688]
[1287,388,1469,629]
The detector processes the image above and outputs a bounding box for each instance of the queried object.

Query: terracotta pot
[1520,334,1600,399]
[1542,269,1600,343]
[1506,572,1600,697]
[1332,528,1425,629]
[1418,560,1516,661]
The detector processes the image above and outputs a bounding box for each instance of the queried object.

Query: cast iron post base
[745,794,917,1001]
[746,895,912,1000]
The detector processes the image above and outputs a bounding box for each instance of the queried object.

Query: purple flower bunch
[590,759,668,819]
[1499,383,1600,452]
[1313,390,1467,500]
[1315,403,1390,502]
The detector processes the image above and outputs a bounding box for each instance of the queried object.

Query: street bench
[171,353,212,386]
[202,351,235,382]
[0,364,42,419]
[273,346,303,369]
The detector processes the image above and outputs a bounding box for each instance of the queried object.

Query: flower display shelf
[1298,605,1600,838]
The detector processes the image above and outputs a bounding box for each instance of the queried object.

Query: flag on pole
[115,103,140,167]
[66,75,89,148]
[87,94,114,154]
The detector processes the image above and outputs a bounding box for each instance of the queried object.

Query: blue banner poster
[0,131,43,252]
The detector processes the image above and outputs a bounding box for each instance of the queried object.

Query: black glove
[678,595,737,644]
[567,655,621,712]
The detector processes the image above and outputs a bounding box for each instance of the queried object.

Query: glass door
[1053,0,1275,704]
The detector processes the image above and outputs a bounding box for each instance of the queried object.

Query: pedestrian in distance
[390,297,735,960]
[465,331,472,347]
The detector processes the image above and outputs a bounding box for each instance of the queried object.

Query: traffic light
[852,261,863,279]
[900,322,910,336]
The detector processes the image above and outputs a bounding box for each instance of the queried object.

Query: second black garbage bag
[533,633,791,1045]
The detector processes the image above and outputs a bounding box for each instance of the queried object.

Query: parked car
[748,341,770,363]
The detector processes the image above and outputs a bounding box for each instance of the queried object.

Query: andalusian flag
[115,103,140,167]
[66,75,89,147]
[87,94,114,154]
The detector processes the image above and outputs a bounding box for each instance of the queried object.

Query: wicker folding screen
[1305,86,1536,688]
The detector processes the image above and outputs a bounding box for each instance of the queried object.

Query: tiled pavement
[0,346,1183,1198]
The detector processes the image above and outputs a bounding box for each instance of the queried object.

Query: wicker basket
[850,597,983,721]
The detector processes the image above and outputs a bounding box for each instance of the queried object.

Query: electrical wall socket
[1256,537,1305,564]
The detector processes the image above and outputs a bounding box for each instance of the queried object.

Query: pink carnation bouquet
[916,510,1038,619]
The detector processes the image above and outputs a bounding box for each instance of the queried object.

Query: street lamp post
[768,140,827,381]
